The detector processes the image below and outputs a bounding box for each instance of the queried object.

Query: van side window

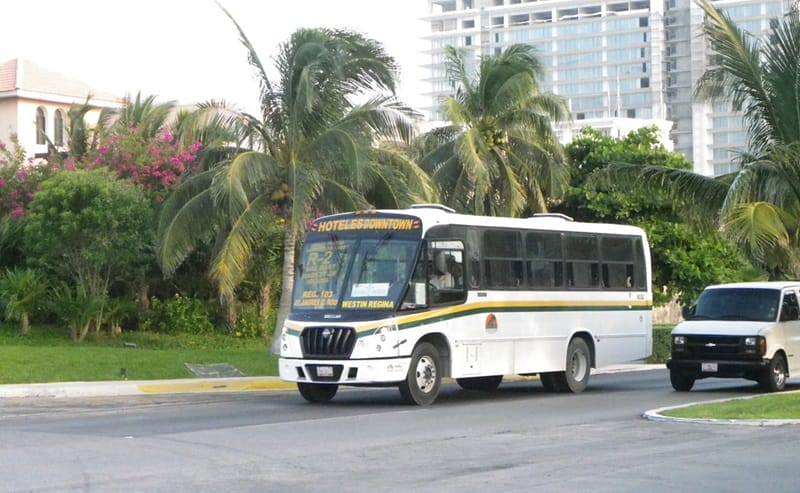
[781,292,800,321]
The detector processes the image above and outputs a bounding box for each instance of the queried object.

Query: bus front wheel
[297,382,338,403]
[399,342,442,405]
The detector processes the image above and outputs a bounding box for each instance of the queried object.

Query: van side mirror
[681,305,695,320]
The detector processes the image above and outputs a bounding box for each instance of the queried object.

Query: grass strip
[661,393,800,420]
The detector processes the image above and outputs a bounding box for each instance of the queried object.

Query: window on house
[36,107,46,145]
[54,109,65,146]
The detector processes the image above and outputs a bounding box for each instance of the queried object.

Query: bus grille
[301,326,356,359]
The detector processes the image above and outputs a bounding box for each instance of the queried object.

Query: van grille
[301,326,356,359]
[673,335,758,360]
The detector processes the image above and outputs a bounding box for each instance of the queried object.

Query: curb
[0,377,295,399]
[643,389,800,426]
[0,364,662,399]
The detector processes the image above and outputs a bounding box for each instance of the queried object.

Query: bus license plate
[701,362,718,373]
[317,366,334,377]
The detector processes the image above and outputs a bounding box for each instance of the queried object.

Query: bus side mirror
[681,305,695,320]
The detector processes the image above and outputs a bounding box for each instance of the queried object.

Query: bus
[278,204,652,405]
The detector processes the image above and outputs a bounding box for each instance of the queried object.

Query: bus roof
[314,205,647,237]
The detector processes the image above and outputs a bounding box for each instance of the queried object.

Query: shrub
[233,303,269,338]
[648,325,673,364]
[142,294,216,335]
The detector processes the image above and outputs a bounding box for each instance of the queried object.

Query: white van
[667,281,800,392]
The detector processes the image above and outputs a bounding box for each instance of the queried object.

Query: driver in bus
[430,251,454,289]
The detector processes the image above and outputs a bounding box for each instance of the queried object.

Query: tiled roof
[0,58,120,102]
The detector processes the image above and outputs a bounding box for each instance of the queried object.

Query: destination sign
[310,215,421,233]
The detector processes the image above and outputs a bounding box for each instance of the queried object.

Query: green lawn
[661,392,800,420]
[0,325,278,384]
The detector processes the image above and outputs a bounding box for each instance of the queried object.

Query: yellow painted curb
[138,380,297,394]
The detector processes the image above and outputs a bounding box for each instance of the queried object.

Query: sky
[1,0,430,115]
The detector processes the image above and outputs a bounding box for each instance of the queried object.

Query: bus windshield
[292,234,419,312]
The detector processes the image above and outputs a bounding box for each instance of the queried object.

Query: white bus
[278,205,653,405]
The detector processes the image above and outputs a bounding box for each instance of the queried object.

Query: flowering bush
[0,136,59,220]
[87,125,202,201]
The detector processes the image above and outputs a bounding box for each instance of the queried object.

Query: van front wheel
[760,353,787,392]
[670,370,694,391]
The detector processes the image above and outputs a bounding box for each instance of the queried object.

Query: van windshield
[692,288,780,322]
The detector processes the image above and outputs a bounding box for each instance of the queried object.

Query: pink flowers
[10,206,24,220]
[88,126,202,196]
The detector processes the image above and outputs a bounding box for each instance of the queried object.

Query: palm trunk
[258,282,271,319]
[21,312,30,334]
[225,295,237,330]
[271,228,297,354]
[139,284,150,311]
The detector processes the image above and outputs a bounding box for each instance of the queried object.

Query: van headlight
[672,335,686,346]
[744,336,766,356]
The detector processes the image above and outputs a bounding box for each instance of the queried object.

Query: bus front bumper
[279,357,412,385]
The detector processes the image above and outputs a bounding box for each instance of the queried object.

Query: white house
[0,58,121,161]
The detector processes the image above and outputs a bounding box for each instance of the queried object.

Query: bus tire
[669,370,694,391]
[548,338,591,393]
[297,382,338,403]
[399,342,442,405]
[760,353,787,392]
[456,375,503,391]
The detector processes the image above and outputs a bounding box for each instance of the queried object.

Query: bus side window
[565,235,600,289]
[525,231,563,289]
[601,236,636,290]
[483,229,523,288]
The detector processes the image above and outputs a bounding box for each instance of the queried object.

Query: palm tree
[597,0,800,278]
[97,92,177,139]
[0,267,46,333]
[419,44,571,217]
[157,6,432,351]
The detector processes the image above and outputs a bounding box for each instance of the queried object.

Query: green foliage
[647,325,673,364]
[232,303,269,338]
[420,44,570,216]
[0,267,46,332]
[49,283,105,342]
[23,169,153,298]
[142,294,217,335]
[559,127,758,304]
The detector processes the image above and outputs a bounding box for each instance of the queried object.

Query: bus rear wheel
[456,375,503,391]
[297,382,338,403]
[548,338,591,393]
[399,342,442,405]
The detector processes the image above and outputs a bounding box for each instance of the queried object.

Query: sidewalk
[0,364,662,399]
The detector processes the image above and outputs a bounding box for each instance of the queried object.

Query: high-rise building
[423,0,789,176]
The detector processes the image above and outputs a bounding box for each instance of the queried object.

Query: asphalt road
[1,369,798,492]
